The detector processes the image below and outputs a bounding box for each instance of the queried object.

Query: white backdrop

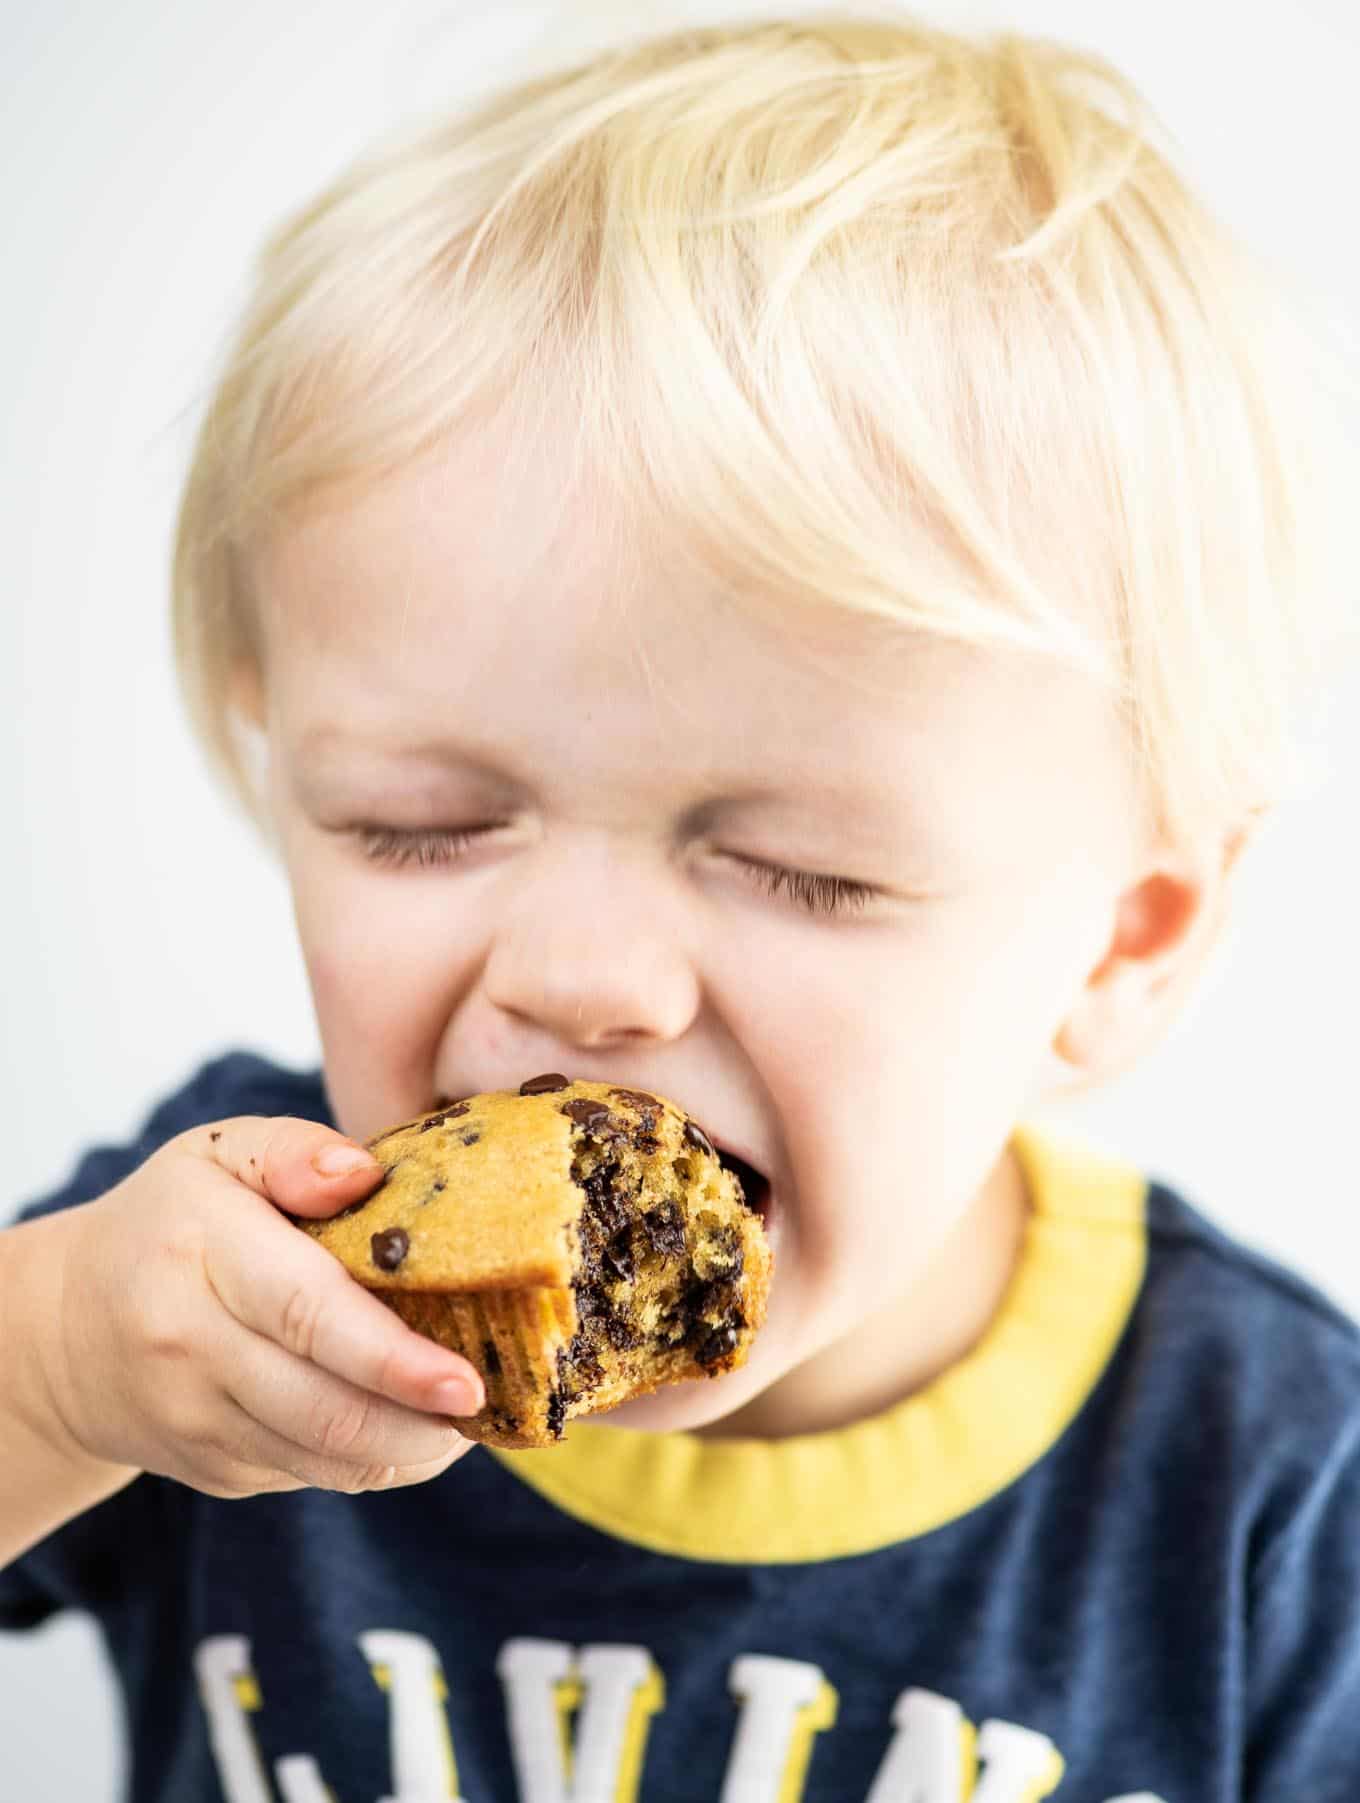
[2,1,1357,1796]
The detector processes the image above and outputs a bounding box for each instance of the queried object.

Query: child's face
[245,422,1142,1436]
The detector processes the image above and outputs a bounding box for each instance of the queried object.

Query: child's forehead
[249,457,1135,881]
[257,492,997,785]
[253,437,1000,707]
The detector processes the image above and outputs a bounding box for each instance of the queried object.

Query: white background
[2,1,1356,1796]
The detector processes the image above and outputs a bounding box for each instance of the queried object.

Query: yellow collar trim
[488,1121,1147,1563]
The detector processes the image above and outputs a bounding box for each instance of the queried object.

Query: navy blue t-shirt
[4,1050,1360,1802]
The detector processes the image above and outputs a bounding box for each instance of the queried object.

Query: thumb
[177,1115,387,1218]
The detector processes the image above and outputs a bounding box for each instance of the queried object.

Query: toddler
[3,13,1357,1801]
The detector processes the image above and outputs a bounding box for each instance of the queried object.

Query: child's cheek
[301,936,358,1025]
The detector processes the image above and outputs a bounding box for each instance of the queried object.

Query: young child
[3,13,1357,1801]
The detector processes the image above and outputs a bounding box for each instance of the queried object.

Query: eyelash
[356,826,484,869]
[352,827,877,918]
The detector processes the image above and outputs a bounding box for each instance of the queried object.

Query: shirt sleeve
[1244,1400,1360,1798]
[1,1050,327,1631]
[9,1049,328,1229]
[0,1475,182,1633]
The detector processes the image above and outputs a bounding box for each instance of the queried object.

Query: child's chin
[596,1358,772,1436]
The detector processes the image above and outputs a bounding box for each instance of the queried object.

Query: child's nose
[480,844,701,1051]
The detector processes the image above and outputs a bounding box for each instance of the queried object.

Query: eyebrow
[295,730,522,784]
[294,726,905,819]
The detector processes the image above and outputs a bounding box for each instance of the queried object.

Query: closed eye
[353,825,494,868]
[351,826,878,918]
[732,857,877,918]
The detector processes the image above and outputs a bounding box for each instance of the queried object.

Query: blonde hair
[172,7,1358,855]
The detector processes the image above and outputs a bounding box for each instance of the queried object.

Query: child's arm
[0,1208,142,1567]
[0,1116,486,1574]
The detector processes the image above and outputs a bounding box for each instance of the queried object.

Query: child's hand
[39,1117,484,1499]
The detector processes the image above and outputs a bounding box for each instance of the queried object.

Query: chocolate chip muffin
[300,1076,773,1449]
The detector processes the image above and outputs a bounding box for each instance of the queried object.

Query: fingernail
[312,1143,380,1178]
[431,1377,482,1417]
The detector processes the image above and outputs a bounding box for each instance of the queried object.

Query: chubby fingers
[183,1389,474,1500]
[203,1192,486,1419]
[181,1113,389,1219]
[206,1310,479,1492]
[186,1124,486,1422]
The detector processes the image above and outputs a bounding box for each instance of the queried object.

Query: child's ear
[1049,827,1248,1091]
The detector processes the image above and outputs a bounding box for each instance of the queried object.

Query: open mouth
[714,1147,773,1228]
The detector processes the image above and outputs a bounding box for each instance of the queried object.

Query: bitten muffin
[300,1075,773,1448]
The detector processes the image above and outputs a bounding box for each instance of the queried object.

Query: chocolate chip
[461,1132,480,1146]
[573,1280,606,1319]
[559,1334,603,1393]
[545,1389,567,1438]
[580,1161,632,1238]
[691,1277,740,1322]
[684,1121,715,1159]
[696,1324,740,1366]
[604,1312,642,1351]
[419,1102,470,1132]
[610,1087,660,1113]
[433,1178,446,1192]
[521,1073,570,1095]
[563,1098,616,1130]
[370,1227,409,1271]
[643,1200,687,1260]
[603,1234,635,1282]
[209,1131,221,1143]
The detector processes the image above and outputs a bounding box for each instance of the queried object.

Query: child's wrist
[9,1209,125,1478]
